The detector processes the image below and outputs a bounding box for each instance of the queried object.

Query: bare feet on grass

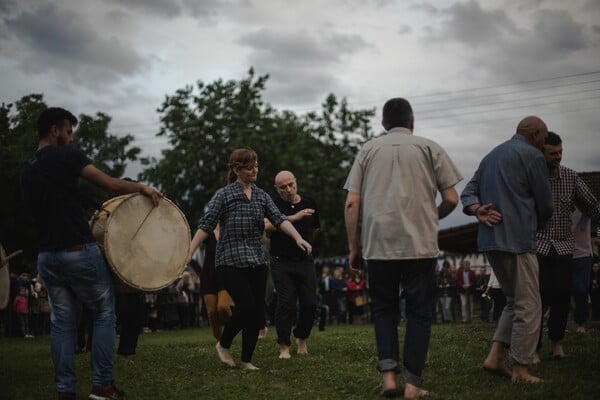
[240,362,260,370]
[404,383,429,399]
[279,344,291,359]
[296,338,308,355]
[550,341,566,359]
[483,341,511,378]
[531,352,541,365]
[215,342,236,367]
[483,359,512,378]
[511,364,543,384]
[380,371,397,397]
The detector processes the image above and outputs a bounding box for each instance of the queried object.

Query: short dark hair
[37,107,78,138]
[545,131,562,146]
[382,98,413,130]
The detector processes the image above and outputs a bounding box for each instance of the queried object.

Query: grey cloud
[411,2,441,15]
[0,0,18,16]
[421,2,598,82]
[182,0,227,18]
[533,9,587,53]
[239,29,370,105]
[261,66,341,105]
[112,0,182,18]
[239,29,369,65]
[398,25,412,35]
[1,3,147,85]
[432,1,517,48]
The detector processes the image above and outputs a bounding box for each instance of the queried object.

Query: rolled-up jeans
[38,242,115,394]
[367,258,436,388]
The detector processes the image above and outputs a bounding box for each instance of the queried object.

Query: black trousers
[219,264,267,363]
[537,251,572,346]
[116,292,146,356]
[271,257,317,346]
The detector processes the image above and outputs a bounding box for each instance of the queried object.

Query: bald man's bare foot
[512,364,543,383]
[296,338,308,355]
[483,354,511,378]
[240,362,260,370]
[404,383,429,399]
[215,342,236,367]
[550,342,566,359]
[279,344,291,359]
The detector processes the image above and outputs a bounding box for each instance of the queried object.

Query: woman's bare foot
[279,344,291,359]
[531,352,541,365]
[240,362,260,370]
[215,342,236,367]
[296,338,308,355]
[511,364,543,383]
[404,383,429,399]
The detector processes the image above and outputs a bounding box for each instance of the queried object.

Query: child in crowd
[13,286,33,338]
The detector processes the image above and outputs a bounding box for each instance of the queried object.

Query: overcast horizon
[2,0,599,229]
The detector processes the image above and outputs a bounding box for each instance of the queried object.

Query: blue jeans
[368,259,436,388]
[38,242,116,393]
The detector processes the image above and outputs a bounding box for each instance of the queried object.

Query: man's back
[463,135,552,253]
[20,145,94,251]
[344,127,461,259]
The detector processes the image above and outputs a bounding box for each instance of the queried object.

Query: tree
[140,69,375,256]
[0,94,141,271]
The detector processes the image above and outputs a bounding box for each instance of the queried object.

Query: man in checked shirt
[535,131,600,360]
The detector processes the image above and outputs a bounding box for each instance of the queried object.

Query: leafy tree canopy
[141,69,375,256]
[0,94,142,271]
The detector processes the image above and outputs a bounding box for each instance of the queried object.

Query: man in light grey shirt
[344,97,462,398]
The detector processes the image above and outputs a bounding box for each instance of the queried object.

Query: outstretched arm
[187,229,209,264]
[81,164,162,206]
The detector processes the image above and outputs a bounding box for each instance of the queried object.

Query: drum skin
[90,193,190,292]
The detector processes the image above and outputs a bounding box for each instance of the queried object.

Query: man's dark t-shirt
[269,195,320,258]
[20,145,95,251]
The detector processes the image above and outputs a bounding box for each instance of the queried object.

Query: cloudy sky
[1,0,599,228]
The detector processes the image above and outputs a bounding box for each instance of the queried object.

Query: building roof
[438,171,600,254]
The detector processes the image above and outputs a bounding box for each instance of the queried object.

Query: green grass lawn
[1,322,599,399]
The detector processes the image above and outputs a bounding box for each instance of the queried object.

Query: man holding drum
[20,107,161,400]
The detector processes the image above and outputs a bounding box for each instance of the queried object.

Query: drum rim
[99,193,190,292]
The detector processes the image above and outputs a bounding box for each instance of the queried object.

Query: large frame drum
[90,193,190,292]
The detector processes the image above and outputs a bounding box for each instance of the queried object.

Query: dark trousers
[219,264,267,363]
[572,256,592,325]
[271,257,317,346]
[368,258,436,388]
[489,288,506,322]
[16,313,31,336]
[116,292,145,356]
[538,251,572,345]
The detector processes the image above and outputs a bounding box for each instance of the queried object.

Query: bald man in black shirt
[266,171,320,359]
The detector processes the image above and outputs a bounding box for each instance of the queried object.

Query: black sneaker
[88,383,125,400]
[57,392,76,400]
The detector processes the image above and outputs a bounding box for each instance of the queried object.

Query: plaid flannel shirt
[536,165,600,256]
[198,182,287,268]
